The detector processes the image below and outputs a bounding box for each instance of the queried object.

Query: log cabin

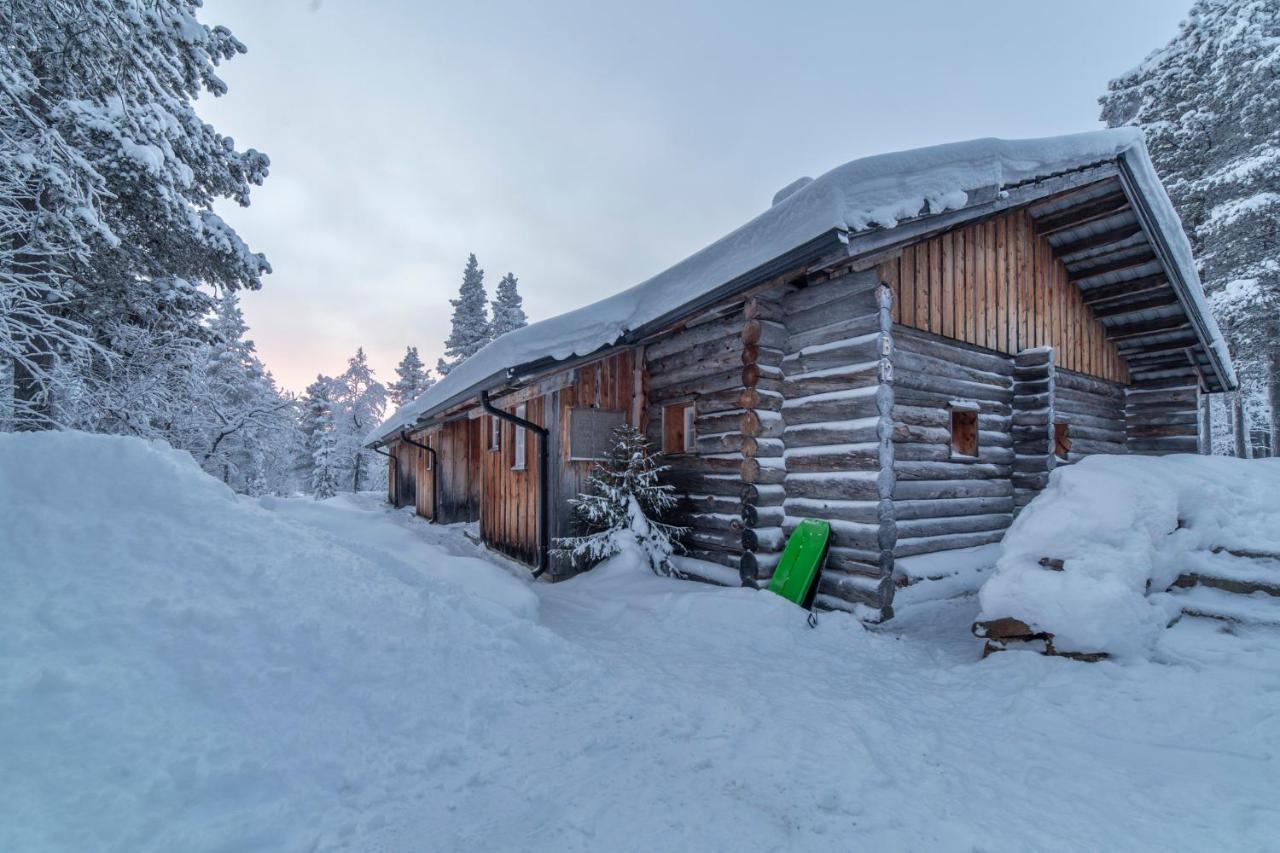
[367,129,1236,621]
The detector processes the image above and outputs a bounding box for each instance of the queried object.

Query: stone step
[1163,585,1280,628]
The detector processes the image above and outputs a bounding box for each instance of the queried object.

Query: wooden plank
[997,215,1009,353]
[900,246,915,329]
[940,231,954,339]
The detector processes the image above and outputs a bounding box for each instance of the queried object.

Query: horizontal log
[647,332,745,376]
[783,447,879,473]
[648,350,746,390]
[895,349,1013,389]
[648,367,742,403]
[783,269,880,314]
[783,393,880,425]
[893,327,1015,375]
[896,512,1011,540]
[782,363,880,399]
[892,371,1014,405]
[893,479,1013,500]
[894,528,1006,558]
[786,420,882,448]
[894,496,1014,520]
[785,473,882,502]
[896,460,1008,481]
[783,497,880,524]
[787,314,881,355]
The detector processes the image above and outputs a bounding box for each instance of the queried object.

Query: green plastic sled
[767,518,830,609]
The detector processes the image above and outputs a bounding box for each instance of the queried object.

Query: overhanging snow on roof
[367,129,1234,447]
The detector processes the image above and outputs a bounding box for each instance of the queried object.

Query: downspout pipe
[398,430,438,523]
[480,389,550,578]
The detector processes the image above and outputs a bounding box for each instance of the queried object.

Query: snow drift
[977,454,1280,658]
[0,431,557,851]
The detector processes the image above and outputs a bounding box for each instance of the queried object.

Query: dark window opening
[950,406,978,458]
[1055,421,1072,461]
[663,401,696,454]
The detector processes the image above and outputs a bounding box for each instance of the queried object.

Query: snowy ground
[3,433,1278,852]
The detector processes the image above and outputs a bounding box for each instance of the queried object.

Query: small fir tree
[554,425,686,574]
[390,345,433,407]
[490,272,528,338]
[334,347,387,492]
[310,395,341,500]
[437,253,490,376]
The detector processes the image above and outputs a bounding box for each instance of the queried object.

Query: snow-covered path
[3,433,1277,852]
[357,498,1280,852]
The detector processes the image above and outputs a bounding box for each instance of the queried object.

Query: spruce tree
[490,273,528,338]
[310,399,341,501]
[1100,0,1280,453]
[390,346,433,407]
[333,347,387,492]
[554,426,686,574]
[436,254,490,376]
[1,0,269,429]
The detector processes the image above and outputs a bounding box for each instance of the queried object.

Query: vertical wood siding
[881,209,1129,384]
[480,397,544,565]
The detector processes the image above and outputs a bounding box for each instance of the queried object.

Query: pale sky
[201,0,1189,394]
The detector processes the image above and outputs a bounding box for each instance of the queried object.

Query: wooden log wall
[547,349,638,577]
[777,268,893,614]
[889,326,1016,559]
[737,292,788,587]
[880,209,1130,385]
[1054,369,1127,463]
[1011,348,1056,515]
[644,303,754,572]
[1125,383,1201,455]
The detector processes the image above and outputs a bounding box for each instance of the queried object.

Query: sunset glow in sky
[202,0,1190,393]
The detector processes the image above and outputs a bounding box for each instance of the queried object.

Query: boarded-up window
[950,404,978,458]
[1055,421,1072,460]
[513,404,527,470]
[569,408,625,461]
[663,401,696,454]
[488,416,500,452]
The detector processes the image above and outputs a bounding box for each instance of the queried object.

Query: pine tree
[301,374,336,485]
[437,254,490,376]
[390,346,433,407]
[333,347,387,492]
[1,0,269,430]
[310,398,341,501]
[490,272,528,339]
[554,426,686,574]
[1100,0,1280,454]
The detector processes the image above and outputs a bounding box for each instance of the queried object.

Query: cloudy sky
[201,0,1188,393]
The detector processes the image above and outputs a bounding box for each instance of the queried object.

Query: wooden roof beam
[1054,222,1145,258]
[1069,253,1158,282]
[1106,316,1191,341]
[1081,274,1168,305]
[1090,289,1182,319]
[1033,190,1131,236]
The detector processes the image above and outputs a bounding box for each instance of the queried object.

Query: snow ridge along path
[2,431,1278,852]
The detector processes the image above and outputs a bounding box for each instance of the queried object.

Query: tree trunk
[1270,345,1280,457]
[1232,392,1249,459]
[11,343,55,431]
[1200,391,1212,455]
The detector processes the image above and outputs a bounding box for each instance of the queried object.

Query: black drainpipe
[398,430,438,522]
[480,389,550,578]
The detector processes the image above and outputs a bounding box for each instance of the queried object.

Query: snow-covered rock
[978,454,1280,658]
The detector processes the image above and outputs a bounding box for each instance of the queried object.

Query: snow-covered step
[1164,585,1280,628]
[1175,550,1280,598]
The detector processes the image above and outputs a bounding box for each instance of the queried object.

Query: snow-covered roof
[368,128,1233,446]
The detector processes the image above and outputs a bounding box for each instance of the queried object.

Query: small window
[663,401,696,454]
[569,407,626,461]
[513,403,527,470]
[1054,421,1072,461]
[488,416,500,452]
[950,404,978,459]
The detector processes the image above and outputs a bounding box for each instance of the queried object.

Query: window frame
[662,400,696,455]
[488,415,500,453]
[1054,421,1072,461]
[949,401,980,460]
[512,403,527,471]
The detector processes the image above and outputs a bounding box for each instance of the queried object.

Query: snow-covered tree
[554,426,686,574]
[1,0,268,429]
[490,272,528,339]
[1101,0,1280,454]
[436,254,490,376]
[332,347,387,492]
[310,397,341,501]
[390,346,433,407]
